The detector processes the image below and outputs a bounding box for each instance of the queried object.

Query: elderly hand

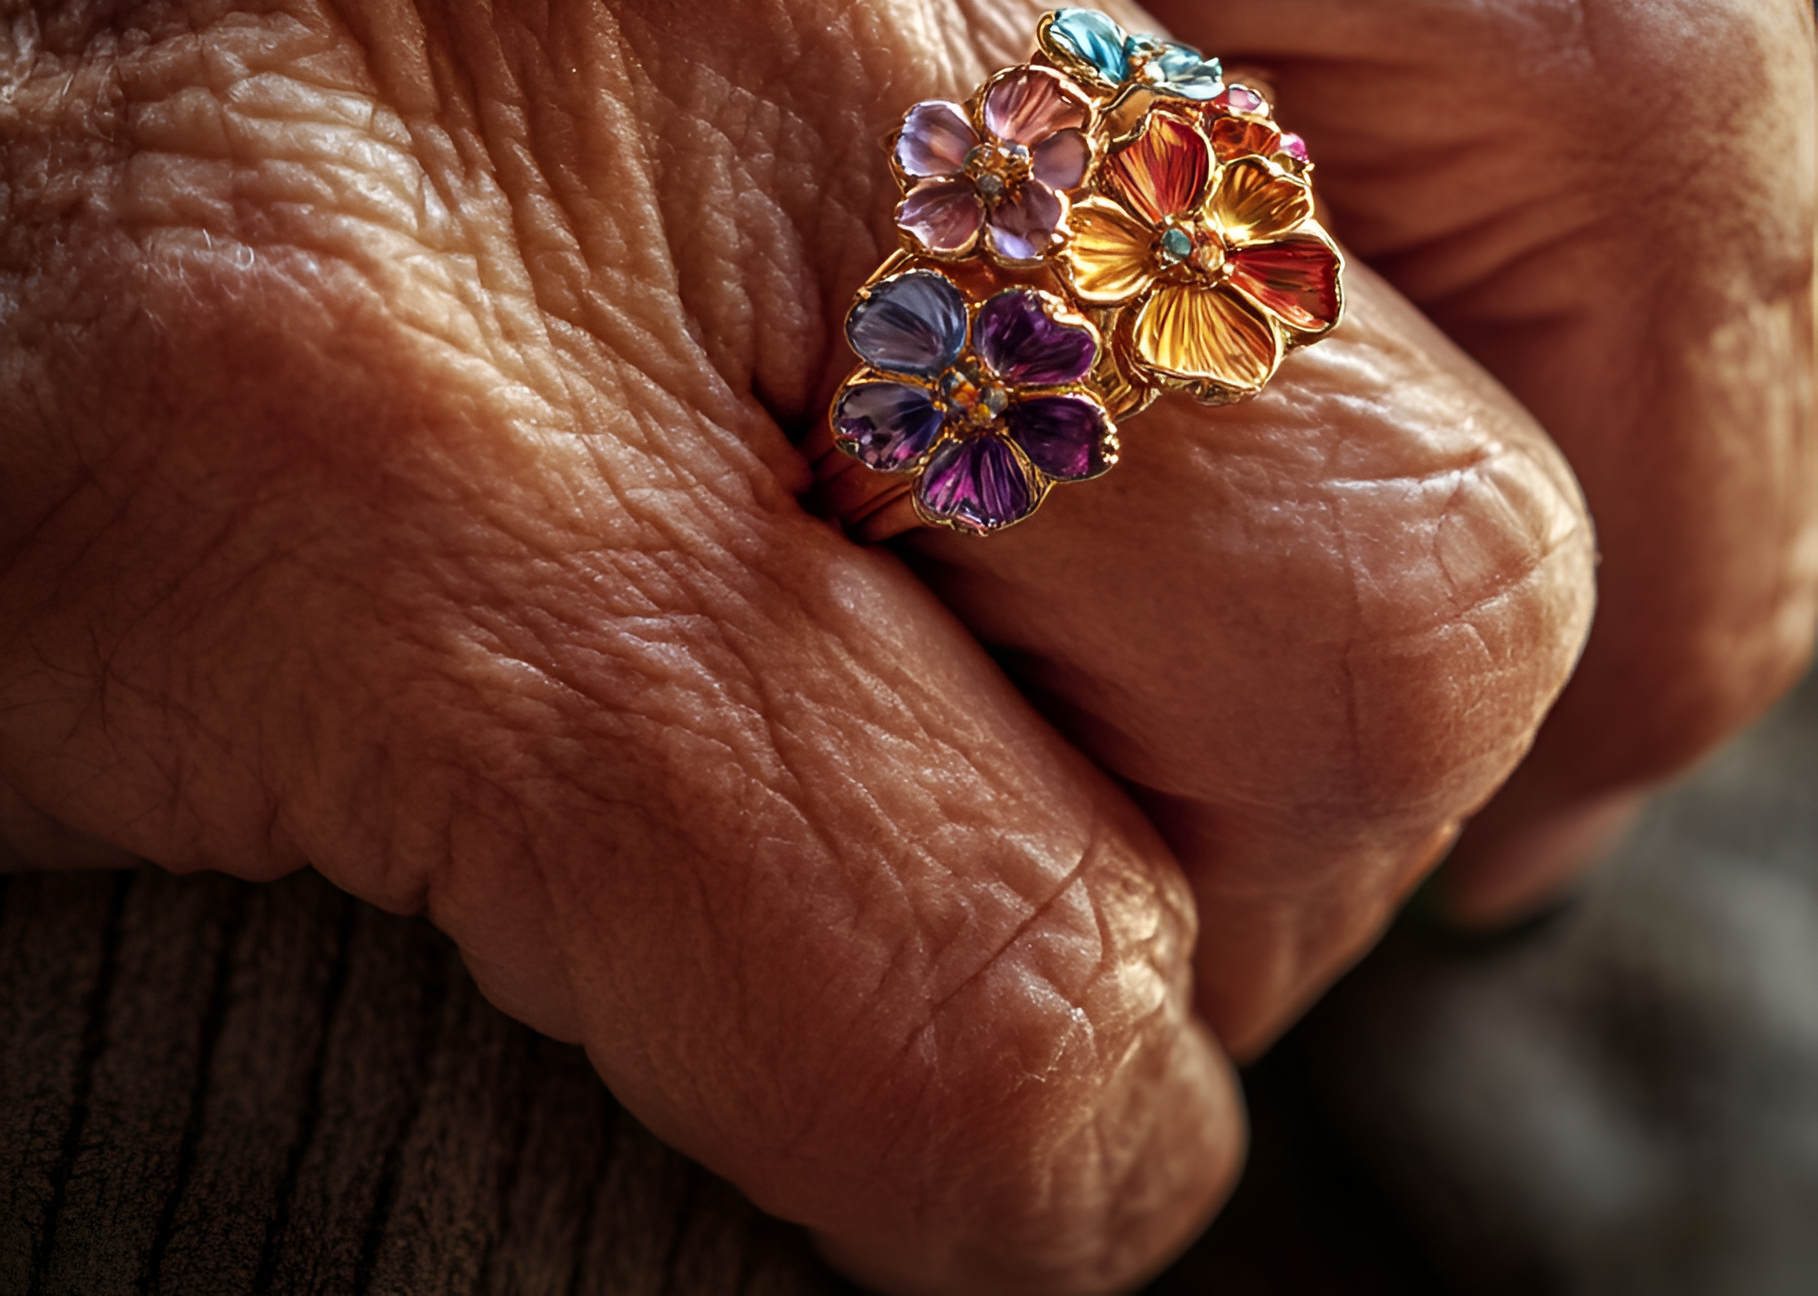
[0,0,1806,1291]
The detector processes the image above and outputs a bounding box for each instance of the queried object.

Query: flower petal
[896,178,985,256]
[1209,116,1282,163]
[846,271,968,376]
[894,100,978,178]
[1150,41,1223,100]
[916,436,1038,533]
[1032,128,1090,189]
[1133,282,1281,393]
[1210,157,1314,246]
[975,290,1097,386]
[1061,196,1156,305]
[985,180,1066,263]
[1040,8,1130,88]
[832,381,945,470]
[1104,110,1211,225]
[1003,396,1113,481]
[1227,232,1343,334]
[983,66,1090,146]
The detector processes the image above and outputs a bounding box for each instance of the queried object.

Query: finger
[1147,0,1818,920]
[793,0,1594,1051]
[901,260,1595,1053]
[0,784,141,872]
[0,1,1239,1290]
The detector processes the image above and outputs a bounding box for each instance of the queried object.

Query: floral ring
[806,7,1345,538]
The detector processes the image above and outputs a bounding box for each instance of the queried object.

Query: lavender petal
[833,381,945,471]
[984,180,1065,263]
[1032,128,1091,190]
[896,178,984,255]
[895,101,979,178]
[974,290,1097,386]
[982,66,1088,147]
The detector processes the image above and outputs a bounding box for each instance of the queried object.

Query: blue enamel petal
[1046,9,1129,83]
[1152,42,1223,99]
[846,271,968,377]
[832,381,945,471]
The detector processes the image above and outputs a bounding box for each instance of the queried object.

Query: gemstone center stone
[942,359,1011,431]
[1157,227,1194,265]
[964,142,1033,206]
[1190,234,1228,278]
[1155,222,1231,281]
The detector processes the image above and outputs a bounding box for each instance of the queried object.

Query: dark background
[4,665,1815,1294]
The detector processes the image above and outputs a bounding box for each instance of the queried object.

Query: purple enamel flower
[892,66,1096,265]
[831,270,1118,534]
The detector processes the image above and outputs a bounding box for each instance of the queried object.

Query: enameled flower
[1199,83,1311,170]
[1061,110,1342,399]
[1037,8,1224,103]
[831,270,1118,533]
[893,66,1096,264]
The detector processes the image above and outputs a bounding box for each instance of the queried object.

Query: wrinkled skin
[0,0,1808,1291]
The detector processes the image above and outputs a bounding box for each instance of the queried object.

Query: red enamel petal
[1227,233,1342,333]
[1208,115,1281,163]
[1103,110,1211,226]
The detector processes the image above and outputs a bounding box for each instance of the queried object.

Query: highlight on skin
[0,0,1809,1291]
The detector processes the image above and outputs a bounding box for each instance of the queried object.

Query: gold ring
[811,8,1344,539]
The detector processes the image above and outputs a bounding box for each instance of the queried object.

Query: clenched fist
[0,0,1808,1290]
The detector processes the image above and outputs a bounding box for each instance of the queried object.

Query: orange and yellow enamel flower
[1061,109,1343,401]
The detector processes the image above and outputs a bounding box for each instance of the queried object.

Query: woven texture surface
[3,666,1814,1293]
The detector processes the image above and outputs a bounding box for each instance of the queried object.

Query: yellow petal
[1209,157,1314,246]
[1133,283,1282,393]
[1061,196,1156,305]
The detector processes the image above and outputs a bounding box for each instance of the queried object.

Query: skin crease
[1142,0,1818,922]
[0,3,1804,1295]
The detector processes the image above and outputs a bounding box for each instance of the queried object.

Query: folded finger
[901,261,1595,1053]
[0,2,1244,1290]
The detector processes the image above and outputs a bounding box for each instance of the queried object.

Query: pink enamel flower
[892,66,1096,265]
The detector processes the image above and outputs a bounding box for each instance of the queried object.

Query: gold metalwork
[817,9,1345,538]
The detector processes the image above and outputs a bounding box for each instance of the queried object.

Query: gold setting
[816,9,1345,537]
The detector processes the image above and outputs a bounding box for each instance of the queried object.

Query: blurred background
[4,663,1816,1294]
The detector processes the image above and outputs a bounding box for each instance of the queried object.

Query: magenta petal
[975,290,1096,385]
[917,437,1036,533]
[982,67,1089,146]
[833,381,945,470]
[1032,128,1090,189]
[1002,396,1111,481]
[897,179,985,255]
[985,181,1064,262]
[895,101,978,177]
